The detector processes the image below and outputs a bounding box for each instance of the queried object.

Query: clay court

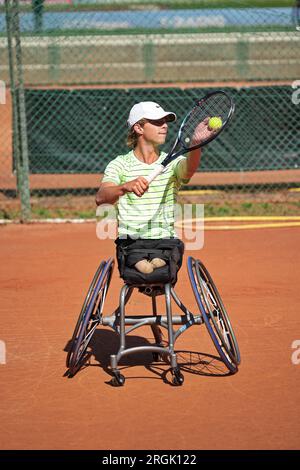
[1,222,299,450]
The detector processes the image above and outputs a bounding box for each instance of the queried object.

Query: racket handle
[145,164,165,184]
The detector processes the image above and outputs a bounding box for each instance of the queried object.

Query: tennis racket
[145,90,235,184]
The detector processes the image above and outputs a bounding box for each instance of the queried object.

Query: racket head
[178,90,235,151]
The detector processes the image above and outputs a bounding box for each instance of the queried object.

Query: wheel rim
[68,259,114,373]
[66,260,107,367]
[195,261,240,365]
[188,256,240,372]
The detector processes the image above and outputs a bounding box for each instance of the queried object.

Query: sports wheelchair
[66,248,240,386]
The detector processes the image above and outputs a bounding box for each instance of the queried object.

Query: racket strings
[181,93,232,148]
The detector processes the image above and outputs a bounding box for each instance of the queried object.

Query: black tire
[172,367,184,386]
[67,258,114,376]
[188,257,240,373]
[111,371,125,387]
[66,260,105,368]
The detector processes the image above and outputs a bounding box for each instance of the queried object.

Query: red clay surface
[0,223,300,450]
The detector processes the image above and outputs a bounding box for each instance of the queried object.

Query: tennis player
[95,101,210,274]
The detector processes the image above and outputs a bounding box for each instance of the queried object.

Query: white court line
[0,31,299,48]
[1,59,299,72]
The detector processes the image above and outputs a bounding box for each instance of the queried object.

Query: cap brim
[164,112,176,122]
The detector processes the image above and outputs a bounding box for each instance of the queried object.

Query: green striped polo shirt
[102,150,189,239]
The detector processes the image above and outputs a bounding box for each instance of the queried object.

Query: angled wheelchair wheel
[188,256,240,373]
[66,258,114,376]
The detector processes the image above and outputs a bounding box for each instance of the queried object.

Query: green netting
[1,0,300,220]
[25,86,299,174]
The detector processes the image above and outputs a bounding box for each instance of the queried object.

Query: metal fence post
[5,0,31,221]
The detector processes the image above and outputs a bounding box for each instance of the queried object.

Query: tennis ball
[208,116,222,130]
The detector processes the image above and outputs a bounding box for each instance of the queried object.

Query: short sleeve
[172,156,191,185]
[102,158,123,185]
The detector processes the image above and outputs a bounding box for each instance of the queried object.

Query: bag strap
[121,248,171,255]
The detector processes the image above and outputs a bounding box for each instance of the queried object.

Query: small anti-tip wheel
[111,371,125,387]
[172,368,184,386]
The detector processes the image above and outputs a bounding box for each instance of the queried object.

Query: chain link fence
[1,0,300,220]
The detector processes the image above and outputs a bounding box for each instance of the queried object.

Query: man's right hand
[122,177,149,197]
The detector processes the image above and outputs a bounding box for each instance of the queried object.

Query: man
[96,101,208,274]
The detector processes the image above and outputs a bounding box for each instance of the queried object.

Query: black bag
[115,238,184,287]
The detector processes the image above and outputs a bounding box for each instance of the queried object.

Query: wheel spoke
[76,320,98,361]
[188,257,240,372]
[200,274,235,357]
[67,259,114,376]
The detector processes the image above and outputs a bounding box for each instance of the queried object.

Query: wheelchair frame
[66,256,240,386]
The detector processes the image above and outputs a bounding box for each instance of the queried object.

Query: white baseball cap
[127,101,176,128]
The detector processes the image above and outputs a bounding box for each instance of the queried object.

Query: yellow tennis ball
[208,116,222,130]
